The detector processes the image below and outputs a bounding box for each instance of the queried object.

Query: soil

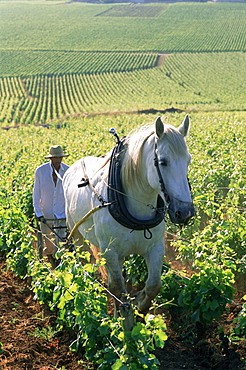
[0,258,245,370]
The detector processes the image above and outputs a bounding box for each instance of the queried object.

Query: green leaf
[131,322,143,339]
[209,299,219,310]
[112,359,128,370]
[154,329,168,348]
[191,311,200,322]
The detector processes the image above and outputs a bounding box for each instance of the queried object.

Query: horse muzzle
[168,199,196,225]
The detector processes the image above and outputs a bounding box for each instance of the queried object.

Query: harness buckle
[78,178,89,188]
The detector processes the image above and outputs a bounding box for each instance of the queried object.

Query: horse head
[154,115,195,225]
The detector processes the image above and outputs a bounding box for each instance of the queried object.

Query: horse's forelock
[164,125,188,157]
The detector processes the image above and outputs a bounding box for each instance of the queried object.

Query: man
[33,145,69,267]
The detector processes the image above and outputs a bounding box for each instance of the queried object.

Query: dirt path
[0,260,95,370]
[157,53,170,67]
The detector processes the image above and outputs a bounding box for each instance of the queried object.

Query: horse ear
[178,114,190,137]
[155,116,164,138]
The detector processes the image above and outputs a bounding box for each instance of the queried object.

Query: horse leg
[106,253,127,313]
[136,244,164,314]
[105,250,134,331]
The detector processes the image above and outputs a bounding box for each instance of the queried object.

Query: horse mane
[122,123,188,191]
[94,122,188,190]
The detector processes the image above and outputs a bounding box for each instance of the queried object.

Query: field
[0,2,246,125]
[0,51,245,125]
[1,2,245,52]
[0,1,246,369]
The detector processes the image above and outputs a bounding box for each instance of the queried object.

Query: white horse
[63,115,195,318]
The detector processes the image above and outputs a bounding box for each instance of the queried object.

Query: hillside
[1,2,245,52]
[0,2,245,126]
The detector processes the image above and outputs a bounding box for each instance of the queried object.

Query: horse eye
[159,159,168,166]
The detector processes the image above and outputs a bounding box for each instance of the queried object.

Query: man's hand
[38,216,46,223]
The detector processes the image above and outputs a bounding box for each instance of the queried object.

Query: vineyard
[0,112,246,368]
[0,52,245,125]
[0,0,246,368]
[0,2,246,126]
[1,2,245,52]
[0,51,158,78]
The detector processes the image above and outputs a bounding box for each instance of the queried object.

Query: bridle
[153,138,194,225]
[153,140,170,209]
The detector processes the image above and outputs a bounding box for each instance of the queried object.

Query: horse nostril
[185,211,192,220]
[175,210,182,219]
[175,210,193,223]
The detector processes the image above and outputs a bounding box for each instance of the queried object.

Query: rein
[79,158,108,207]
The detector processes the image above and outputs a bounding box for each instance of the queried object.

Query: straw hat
[45,145,69,158]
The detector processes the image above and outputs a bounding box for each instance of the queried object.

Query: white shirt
[33,162,69,219]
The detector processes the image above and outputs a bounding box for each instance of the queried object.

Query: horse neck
[122,136,159,219]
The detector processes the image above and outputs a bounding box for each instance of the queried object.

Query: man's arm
[33,168,43,218]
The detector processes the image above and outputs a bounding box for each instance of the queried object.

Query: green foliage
[0,111,245,366]
[124,254,148,286]
[110,314,167,370]
[5,243,165,369]
[28,326,58,341]
[178,267,235,325]
[29,261,56,305]
[99,4,168,18]
[25,247,168,369]
[158,268,187,305]
[174,204,246,275]
[0,205,35,277]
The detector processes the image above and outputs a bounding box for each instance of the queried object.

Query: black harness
[107,138,166,237]
[78,135,193,237]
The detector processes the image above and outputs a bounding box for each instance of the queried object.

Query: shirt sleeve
[33,168,42,217]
